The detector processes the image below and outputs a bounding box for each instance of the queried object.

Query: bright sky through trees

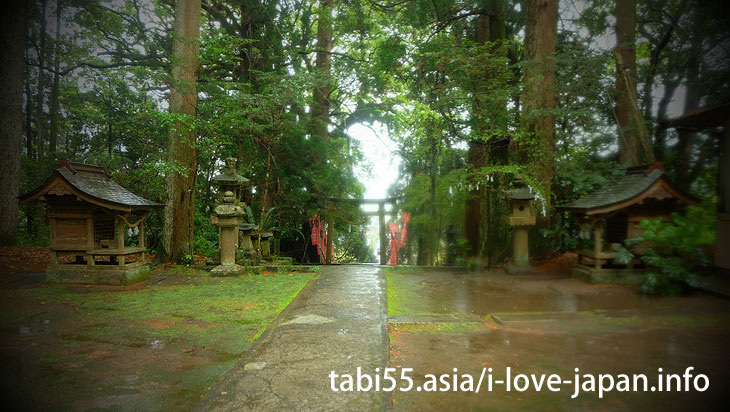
[349,122,400,199]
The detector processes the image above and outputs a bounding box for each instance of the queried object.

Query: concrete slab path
[197,265,390,412]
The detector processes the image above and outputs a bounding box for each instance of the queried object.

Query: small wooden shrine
[558,163,698,284]
[19,160,163,285]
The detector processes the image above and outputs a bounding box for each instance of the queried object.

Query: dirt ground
[386,268,730,411]
[0,263,316,411]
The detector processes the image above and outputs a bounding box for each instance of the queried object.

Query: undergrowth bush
[617,202,715,296]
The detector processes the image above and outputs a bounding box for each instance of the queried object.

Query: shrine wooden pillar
[139,218,146,264]
[86,215,95,266]
[116,217,125,265]
[593,221,604,269]
[717,118,730,269]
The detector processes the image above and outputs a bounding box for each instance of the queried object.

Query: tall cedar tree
[465,0,506,258]
[313,0,333,142]
[163,0,201,262]
[615,0,640,166]
[35,0,47,163]
[522,0,558,208]
[0,0,29,245]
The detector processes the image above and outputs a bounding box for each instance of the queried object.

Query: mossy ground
[0,267,316,411]
[385,267,432,316]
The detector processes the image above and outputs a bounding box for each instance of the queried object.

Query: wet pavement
[388,270,730,411]
[197,267,729,411]
[198,265,390,412]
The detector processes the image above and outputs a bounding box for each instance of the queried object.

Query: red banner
[310,215,335,264]
[399,212,410,248]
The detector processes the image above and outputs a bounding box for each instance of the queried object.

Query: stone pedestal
[211,193,245,277]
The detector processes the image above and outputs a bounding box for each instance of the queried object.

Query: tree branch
[298,49,366,63]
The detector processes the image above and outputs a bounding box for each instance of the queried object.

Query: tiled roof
[20,161,163,211]
[558,169,664,211]
[57,167,162,209]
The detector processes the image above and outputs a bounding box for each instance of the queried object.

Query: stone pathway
[197,265,390,412]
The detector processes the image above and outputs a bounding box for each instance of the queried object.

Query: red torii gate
[311,195,404,264]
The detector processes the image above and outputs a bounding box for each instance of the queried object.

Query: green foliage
[617,202,716,296]
[335,224,376,263]
[17,0,725,266]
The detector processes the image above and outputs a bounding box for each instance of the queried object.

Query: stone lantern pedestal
[505,187,536,274]
[238,223,258,259]
[211,157,250,265]
[211,191,245,277]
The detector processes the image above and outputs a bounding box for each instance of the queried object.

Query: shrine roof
[660,101,730,131]
[211,172,250,184]
[557,164,698,215]
[19,160,163,212]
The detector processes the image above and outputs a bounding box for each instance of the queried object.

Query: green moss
[385,268,439,316]
[0,271,317,411]
[385,266,425,275]
[390,321,485,334]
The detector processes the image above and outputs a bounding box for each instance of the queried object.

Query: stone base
[505,264,536,274]
[572,264,645,285]
[46,264,150,286]
[210,264,247,277]
[272,256,294,265]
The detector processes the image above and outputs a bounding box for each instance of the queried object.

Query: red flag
[399,212,410,248]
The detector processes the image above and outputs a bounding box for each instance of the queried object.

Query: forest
[0,0,728,272]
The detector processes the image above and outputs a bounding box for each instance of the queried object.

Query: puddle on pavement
[390,271,729,315]
[388,270,730,412]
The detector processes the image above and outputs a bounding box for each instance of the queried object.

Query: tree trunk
[163,0,201,263]
[25,46,34,159]
[465,141,486,256]
[429,171,437,266]
[615,0,639,166]
[49,2,62,155]
[0,0,29,246]
[312,0,333,141]
[35,0,47,163]
[522,0,558,209]
[466,0,506,258]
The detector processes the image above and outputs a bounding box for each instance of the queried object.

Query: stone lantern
[253,231,273,258]
[505,186,536,273]
[211,157,249,205]
[211,158,250,262]
[238,223,258,256]
[211,191,245,276]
